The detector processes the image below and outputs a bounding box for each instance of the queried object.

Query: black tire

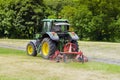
[26,42,37,56]
[41,38,56,59]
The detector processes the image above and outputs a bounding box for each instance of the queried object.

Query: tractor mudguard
[28,40,37,49]
[28,40,41,50]
[46,32,59,41]
[68,32,79,40]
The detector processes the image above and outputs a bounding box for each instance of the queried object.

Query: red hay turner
[50,42,88,63]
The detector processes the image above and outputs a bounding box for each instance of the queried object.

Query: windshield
[52,23,70,32]
[52,25,69,32]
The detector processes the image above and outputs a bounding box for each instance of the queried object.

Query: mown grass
[0,39,120,59]
[0,47,120,73]
[0,47,120,80]
[64,62,120,73]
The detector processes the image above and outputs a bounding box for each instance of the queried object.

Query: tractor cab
[42,19,69,33]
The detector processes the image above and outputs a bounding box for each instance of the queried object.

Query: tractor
[26,19,88,63]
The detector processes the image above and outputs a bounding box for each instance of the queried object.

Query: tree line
[0,0,120,41]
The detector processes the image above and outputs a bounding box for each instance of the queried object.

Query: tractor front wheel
[41,38,56,59]
[26,42,37,56]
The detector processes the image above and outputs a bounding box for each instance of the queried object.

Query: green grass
[0,47,25,56]
[0,75,37,80]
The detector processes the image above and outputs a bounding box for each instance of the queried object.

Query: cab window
[43,22,51,32]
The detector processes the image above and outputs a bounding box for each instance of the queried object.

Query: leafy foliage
[0,0,120,41]
[0,0,44,38]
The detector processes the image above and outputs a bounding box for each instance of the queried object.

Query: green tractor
[26,19,87,62]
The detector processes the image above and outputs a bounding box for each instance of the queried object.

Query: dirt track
[0,39,120,65]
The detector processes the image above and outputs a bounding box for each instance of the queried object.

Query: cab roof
[54,23,70,26]
[42,19,68,22]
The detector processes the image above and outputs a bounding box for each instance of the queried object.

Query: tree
[87,0,120,41]
[0,0,45,38]
[44,0,74,18]
[60,5,92,40]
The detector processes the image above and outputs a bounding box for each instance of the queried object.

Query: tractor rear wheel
[41,38,56,59]
[26,42,37,56]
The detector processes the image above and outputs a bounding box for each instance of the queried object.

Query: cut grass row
[0,39,120,60]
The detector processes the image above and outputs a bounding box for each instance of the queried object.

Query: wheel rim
[27,45,33,55]
[42,42,49,56]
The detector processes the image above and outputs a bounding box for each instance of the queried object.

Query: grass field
[79,41,120,60]
[0,39,120,80]
[0,47,120,80]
